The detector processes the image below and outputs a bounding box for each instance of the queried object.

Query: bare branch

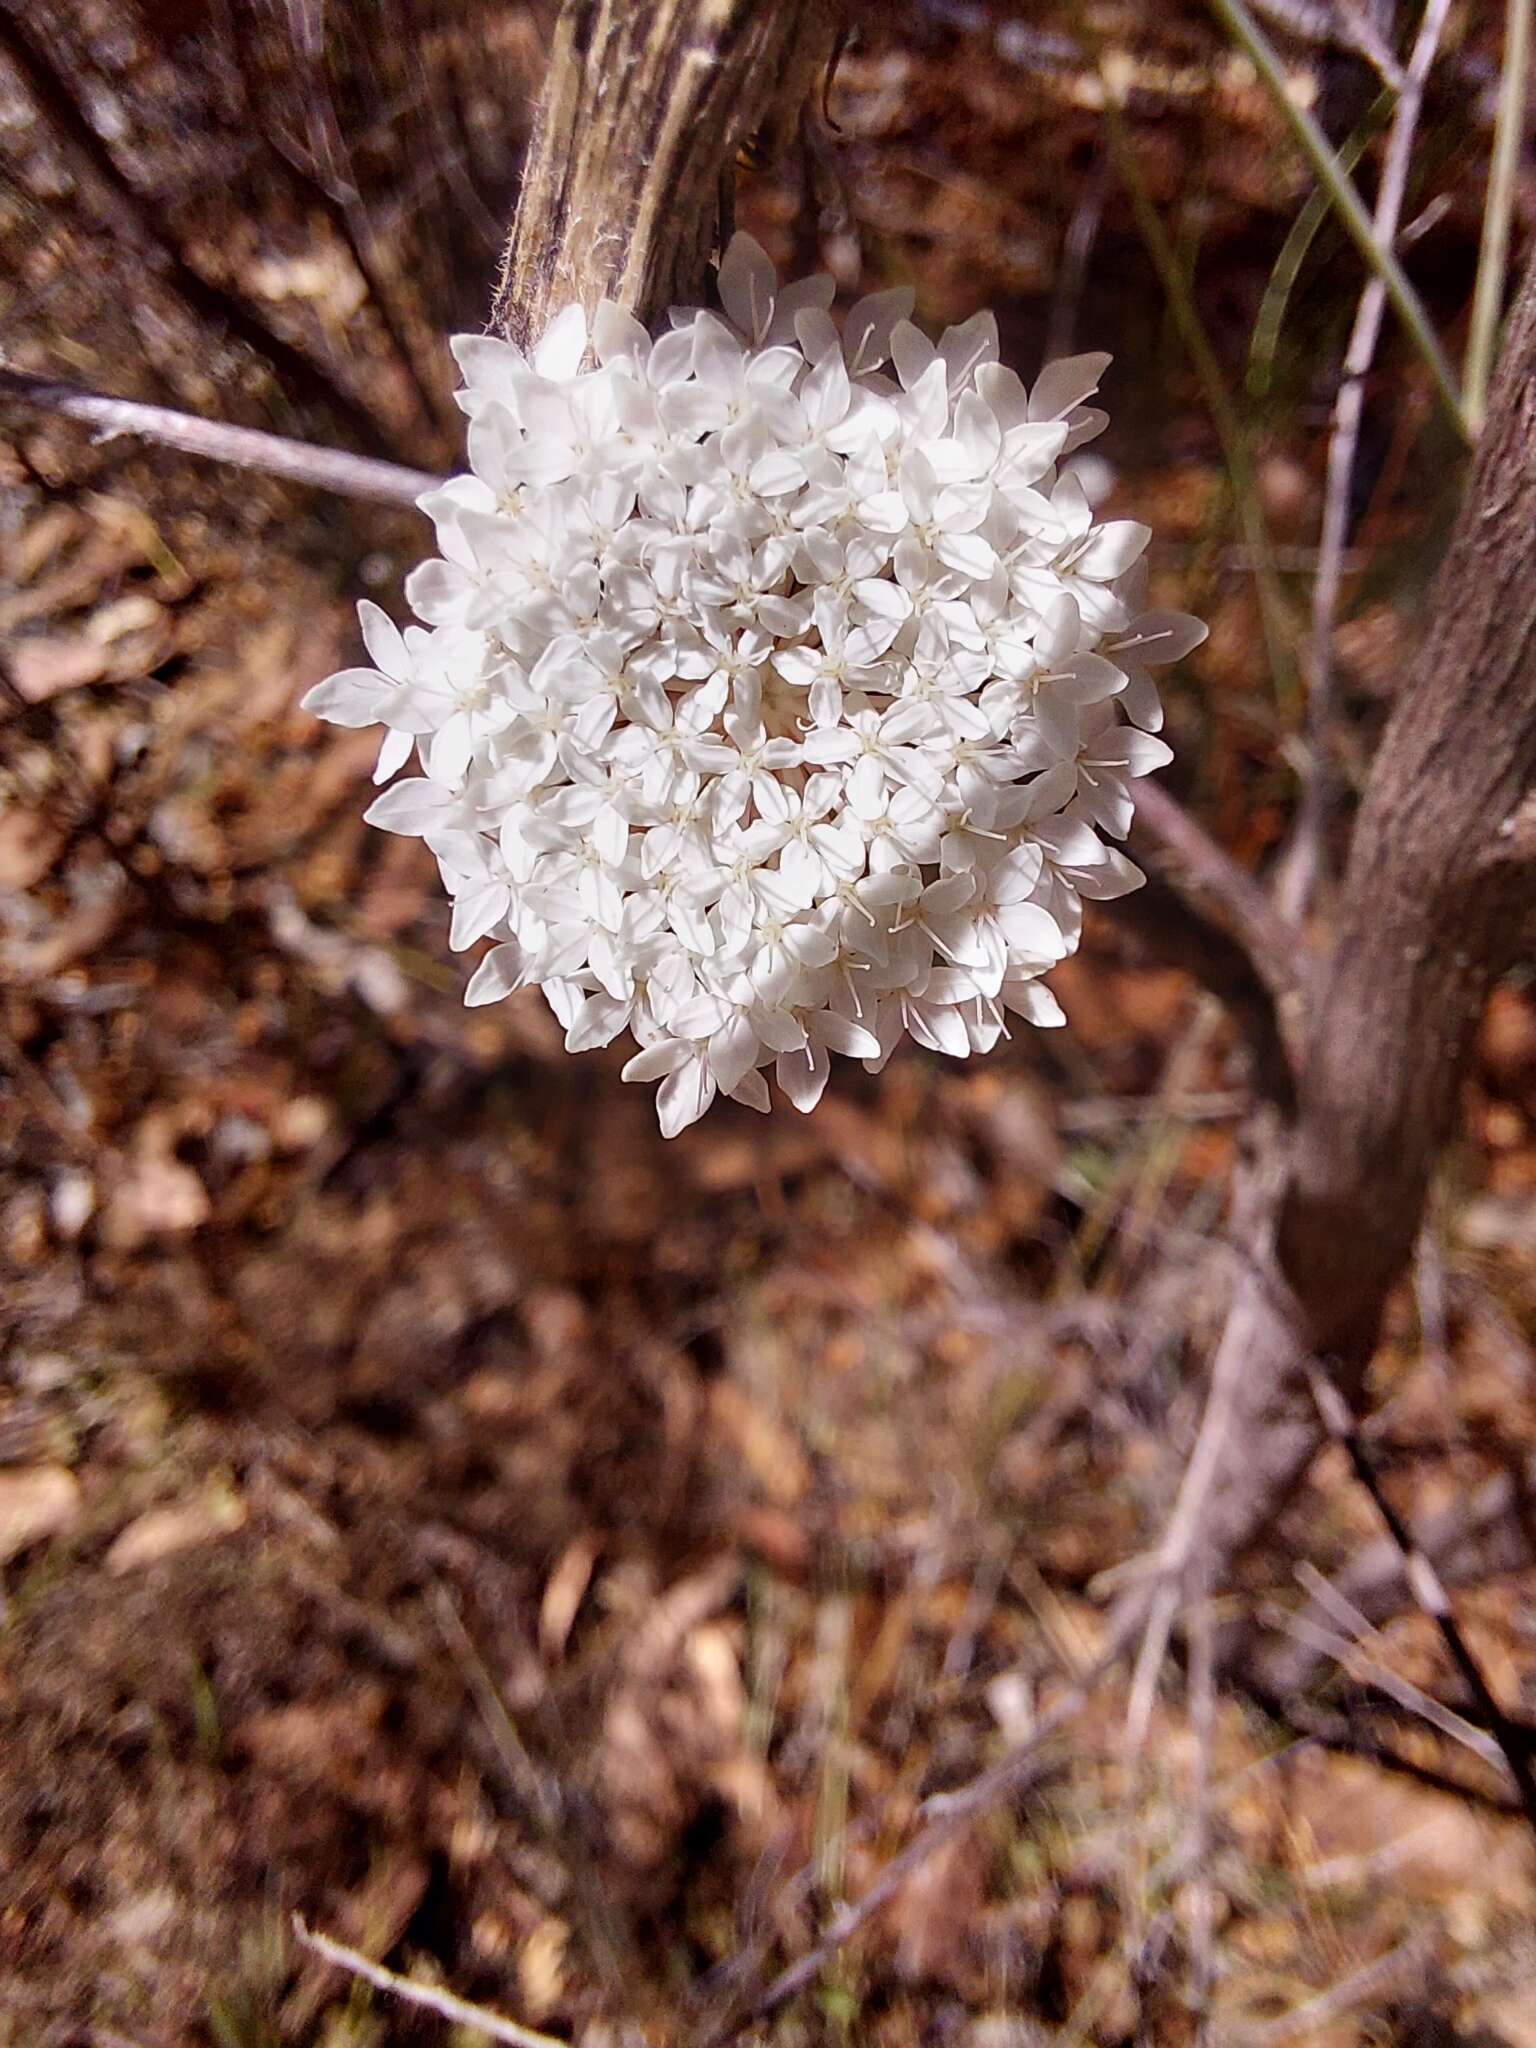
[0,367,442,507]
[0,1,405,458]
[1248,0,1405,90]
[1131,778,1313,1003]
[717,1663,1103,2037]
[1233,1933,1438,2047]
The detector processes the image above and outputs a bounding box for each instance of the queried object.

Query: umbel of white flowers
[305,235,1204,1136]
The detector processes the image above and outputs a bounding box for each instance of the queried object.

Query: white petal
[302,667,391,727]
[566,993,633,1052]
[592,299,650,365]
[1116,610,1208,666]
[464,941,526,1006]
[1029,352,1112,421]
[363,779,454,835]
[1075,521,1151,580]
[775,1039,830,1114]
[716,232,778,343]
[372,727,414,785]
[449,881,508,951]
[357,601,410,680]
[656,1056,716,1137]
[623,1039,692,1084]
[709,1012,760,1095]
[727,1068,772,1113]
[531,303,588,379]
[842,287,915,374]
[815,1013,881,1061]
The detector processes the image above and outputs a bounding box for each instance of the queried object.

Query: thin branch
[1206,0,1469,442]
[1270,1578,1506,1771]
[1106,866,1298,1112]
[290,1918,567,2048]
[0,1,404,459]
[1253,1437,1536,1699]
[1303,1358,1536,1834]
[1185,1581,1217,2040]
[1132,778,1312,1002]
[1465,0,1534,431]
[0,368,442,507]
[1278,0,1456,920]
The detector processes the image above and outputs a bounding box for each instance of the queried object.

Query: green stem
[1247,100,1386,400]
[1465,0,1533,431]
[1207,0,1469,444]
[1097,87,1299,715]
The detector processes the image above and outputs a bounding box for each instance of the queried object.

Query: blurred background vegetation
[2,3,1535,2043]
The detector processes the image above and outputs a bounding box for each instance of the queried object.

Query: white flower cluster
[305,236,1202,1136]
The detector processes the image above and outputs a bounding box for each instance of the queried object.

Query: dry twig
[0,367,442,506]
[1302,1358,1536,1831]
[1132,780,1311,1004]
[1233,1933,1438,2045]
[291,1918,566,2048]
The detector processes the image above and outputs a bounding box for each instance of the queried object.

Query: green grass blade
[1247,100,1385,400]
[1208,0,1470,443]
[1465,0,1533,431]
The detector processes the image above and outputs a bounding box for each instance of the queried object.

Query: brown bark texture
[490,0,835,348]
[1182,257,1536,1591]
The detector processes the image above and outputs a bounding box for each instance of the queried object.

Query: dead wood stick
[1302,1360,1536,1829]
[0,3,404,461]
[715,1648,1120,2038]
[1233,1932,1438,2047]
[1252,1447,1536,1698]
[0,367,442,506]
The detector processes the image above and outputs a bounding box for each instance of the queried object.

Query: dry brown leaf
[0,1464,81,1564]
[101,1149,211,1248]
[0,807,65,890]
[539,1531,599,1661]
[707,1380,811,1506]
[104,1487,247,1574]
[10,634,110,702]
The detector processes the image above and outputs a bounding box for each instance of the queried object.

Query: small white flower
[304,237,1202,1134]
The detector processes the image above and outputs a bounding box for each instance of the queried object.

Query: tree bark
[490,0,835,348]
[1167,257,1536,1598]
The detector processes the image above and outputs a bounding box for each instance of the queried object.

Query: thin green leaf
[1207,0,1470,444]
[1466,0,1533,431]
[1247,99,1386,400]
